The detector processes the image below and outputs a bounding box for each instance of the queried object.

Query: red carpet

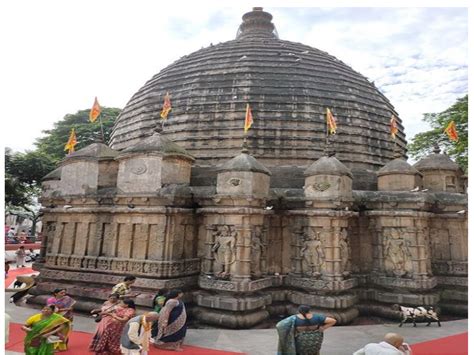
[411,332,467,355]
[6,323,244,354]
[4,267,36,287]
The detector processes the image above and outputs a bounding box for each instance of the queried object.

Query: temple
[31,8,467,328]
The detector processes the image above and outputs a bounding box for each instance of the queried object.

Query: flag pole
[98,113,106,144]
[242,134,248,153]
[325,109,329,156]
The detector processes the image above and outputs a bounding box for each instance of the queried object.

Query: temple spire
[236,7,278,39]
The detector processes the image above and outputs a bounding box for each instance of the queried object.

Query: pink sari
[89,305,135,355]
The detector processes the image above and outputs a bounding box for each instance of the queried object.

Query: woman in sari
[276,305,336,355]
[46,288,76,351]
[22,305,70,355]
[151,288,168,339]
[89,298,136,354]
[153,289,187,351]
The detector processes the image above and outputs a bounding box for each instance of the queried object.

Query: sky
[0,1,469,153]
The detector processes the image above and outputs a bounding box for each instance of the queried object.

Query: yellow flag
[326,108,337,135]
[89,97,101,123]
[244,104,253,133]
[390,115,398,139]
[64,128,77,154]
[160,92,172,120]
[444,121,459,142]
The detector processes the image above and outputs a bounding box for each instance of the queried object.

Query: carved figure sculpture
[250,227,265,277]
[384,228,412,277]
[339,228,350,276]
[212,225,237,277]
[301,229,325,277]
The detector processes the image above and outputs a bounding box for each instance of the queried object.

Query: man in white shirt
[120,312,160,355]
[353,333,412,355]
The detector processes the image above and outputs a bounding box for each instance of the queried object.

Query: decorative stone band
[197,207,274,215]
[285,275,357,291]
[198,275,274,292]
[440,288,468,303]
[36,268,198,291]
[42,206,194,214]
[436,275,468,287]
[288,290,357,309]
[356,288,440,306]
[370,275,437,290]
[364,210,434,217]
[432,260,467,276]
[285,210,359,217]
[194,291,272,311]
[45,254,200,277]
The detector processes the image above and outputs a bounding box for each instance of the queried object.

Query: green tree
[6,107,121,233]
[5,148,55,234]
[408,95,468,173]
[35,107,121,162]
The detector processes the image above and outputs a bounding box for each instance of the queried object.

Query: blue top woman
[276,305,337,355]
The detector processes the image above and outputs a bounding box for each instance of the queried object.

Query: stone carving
[301,228,325,277]
[97,258,111,271]
[228,178,241,186]
[383,228,412,277]
[70,257,83,269]
[339,228,350,276]
[212,225,237,277]
[129,161,147,175]
[313,181,331,191]
[250,226,265,277]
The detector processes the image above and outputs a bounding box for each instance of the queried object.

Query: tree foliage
[408,95,468,173]
[35,107,121,162]
[5,107,121,230]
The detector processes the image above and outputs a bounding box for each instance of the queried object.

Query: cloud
[1,5,468,152]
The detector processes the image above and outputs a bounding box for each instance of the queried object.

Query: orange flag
[89,97,101,123]
[160,92,172,120]
[326,108,337,135]
[390,114,398,139]
[64,128,77,154]
[444,121,459,142]
[244,104,253,133]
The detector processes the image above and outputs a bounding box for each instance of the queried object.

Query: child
[15,246,26,268]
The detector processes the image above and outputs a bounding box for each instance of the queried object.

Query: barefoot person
[120,312,160,355]
[112,275,138,299]
[46,288,75,351]
[90,297,136,355]
[22,305,70,355]
[276,305,336,355]
[15,246,26,268]
[353,333,412,355]
[153,289,187,351]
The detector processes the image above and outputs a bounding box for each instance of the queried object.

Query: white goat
[394,304,441,327]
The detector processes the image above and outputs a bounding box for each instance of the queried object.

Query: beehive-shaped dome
[110,8,406,189]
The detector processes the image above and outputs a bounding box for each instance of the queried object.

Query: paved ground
[4,257,468,354]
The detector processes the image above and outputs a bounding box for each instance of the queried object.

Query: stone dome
[304,155,352,178]
[110,7,406,189]
[62,142,118,163]
[414,146,460,172]
[218,150,271,175]
[118,131,194,161]
[377,158,421,177]
[42,167,62,181]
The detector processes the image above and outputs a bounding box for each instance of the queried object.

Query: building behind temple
[31,8,467,328]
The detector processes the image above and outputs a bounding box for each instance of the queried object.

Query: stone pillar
[366,210,438,306]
